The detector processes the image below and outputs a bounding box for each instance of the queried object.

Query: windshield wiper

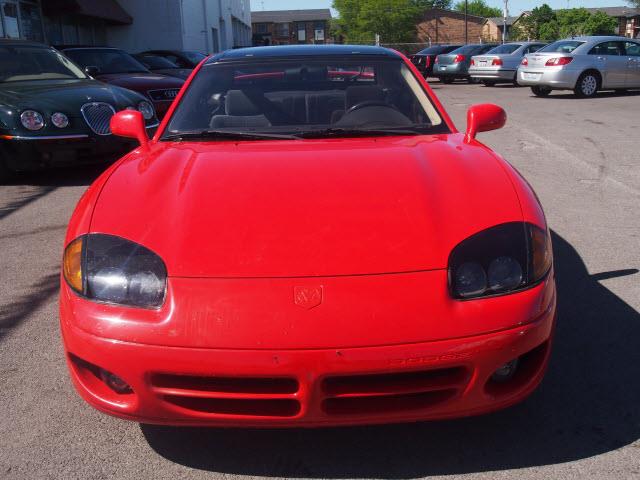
[296,126,430,139]
[162,129,301,142]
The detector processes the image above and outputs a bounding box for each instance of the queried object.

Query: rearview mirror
[110,110,148,148]
[84,65,100,77]
[465,104,507,143]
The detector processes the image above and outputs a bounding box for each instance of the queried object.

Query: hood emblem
[294,286,323,310]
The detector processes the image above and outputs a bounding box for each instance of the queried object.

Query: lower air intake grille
[81,102,116,135]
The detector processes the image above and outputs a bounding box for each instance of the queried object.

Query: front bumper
[1,124,158,172]
[517,67,580,89]
[469,68,516,82]
[60,274,556,427]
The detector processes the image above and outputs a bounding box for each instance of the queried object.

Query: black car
[0,40,159,180]
[133,53,192,80]
[139,50,207,69]
[410,44,462,77]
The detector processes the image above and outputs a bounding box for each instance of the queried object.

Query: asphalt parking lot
[1,83,639,479]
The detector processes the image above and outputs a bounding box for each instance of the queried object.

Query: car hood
[0,79,140,111]
[91,134,523,278]
[96,72,184,90]
[150,68,193,80]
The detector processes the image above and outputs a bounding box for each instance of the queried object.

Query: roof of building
[421,8,488,22]
[583,6,640,17]
[250,9,332,23]
[208,44,400,63]
[487,16,519,26]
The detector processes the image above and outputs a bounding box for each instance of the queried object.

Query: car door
[624,41,640,87]
[588,41,627,88]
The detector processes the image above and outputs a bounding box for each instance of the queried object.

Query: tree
[453,0,502,18]
[582,11,618,35]
[628,0,640,8]
[556,8,591,37]
[332,0,452,43]
[514,4,556,40]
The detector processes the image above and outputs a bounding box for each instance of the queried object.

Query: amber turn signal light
[63,237,83,293]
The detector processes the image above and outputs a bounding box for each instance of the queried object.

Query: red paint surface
[60,49,557,426]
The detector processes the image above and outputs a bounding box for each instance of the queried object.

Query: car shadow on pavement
[0,272,60,340]
[141,231,640,478]
[531,90,640,100]
[1,164,107,188]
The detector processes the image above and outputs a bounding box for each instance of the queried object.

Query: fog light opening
[491,358,519,383]
[99,369,133,394]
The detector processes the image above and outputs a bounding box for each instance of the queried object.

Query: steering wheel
[345,100,396,115]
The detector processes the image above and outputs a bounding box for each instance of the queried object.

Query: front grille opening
[485,340,550,396]
[150,374,299,394]
[67,353,135,405]
[323,389,456,415]
[164,395,301,417]
[323,367,467,396]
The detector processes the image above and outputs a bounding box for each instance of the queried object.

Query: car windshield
[417,45,448,54]
[137,55,180,69]
[539,41,584,53]
[449,45,482,55]
[64,48,149,74]
[183,51,206,63]
[0,45,86,82]
[163,57,447,140]
[487,44,522,54]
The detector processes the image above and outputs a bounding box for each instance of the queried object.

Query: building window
[297,22,306,42]
[314,21,325,42]
[275,22,289,37]
[0,1,44,41]
[256,23,268,34]
[2,2,20,38]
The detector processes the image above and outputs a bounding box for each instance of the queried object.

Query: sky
[249,0,633,16]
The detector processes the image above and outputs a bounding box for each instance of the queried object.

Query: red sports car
[60,45,556,427]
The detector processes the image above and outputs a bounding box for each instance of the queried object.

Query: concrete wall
[106,0,251,53]
[106,0,183,51]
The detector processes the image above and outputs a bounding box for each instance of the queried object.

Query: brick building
[251,9,331,46]
[416,9,487,44]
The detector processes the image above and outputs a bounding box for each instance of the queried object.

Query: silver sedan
[518,36,640,97]
[469,42,547,86]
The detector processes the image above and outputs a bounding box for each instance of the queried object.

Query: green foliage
[582,11,618,35]
[511,4,618,41]
[332,0,452,43]
[453,0,502,18]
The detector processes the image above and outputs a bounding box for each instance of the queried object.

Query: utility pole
[464,0,468,44]
[502,0,508,44]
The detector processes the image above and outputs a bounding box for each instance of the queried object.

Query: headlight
[63,234,167,308]
[20,110,44,130]
[137,101,155,120]
[448,222,552,300]
[51,112,69,128]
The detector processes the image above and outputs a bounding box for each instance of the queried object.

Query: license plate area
[523,72,542,81]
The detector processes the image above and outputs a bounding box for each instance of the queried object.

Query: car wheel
[441,77,454,84]
[482,80,496,87]
[574,71,600,98]
[531,86,551,97]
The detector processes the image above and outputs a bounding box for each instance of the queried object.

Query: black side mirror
[84,65,100,77]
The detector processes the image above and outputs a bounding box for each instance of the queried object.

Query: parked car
[518,36,640,97]
[410,44,462,77]
[434,43,498,83]
[60,47,184,118]
[138,50,207,69]
[469,42,547,86]
[60,44,556,427]
[0,39,158,180]
[133,53,192,80]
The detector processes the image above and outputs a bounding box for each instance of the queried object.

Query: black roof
[208,45,401,63]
